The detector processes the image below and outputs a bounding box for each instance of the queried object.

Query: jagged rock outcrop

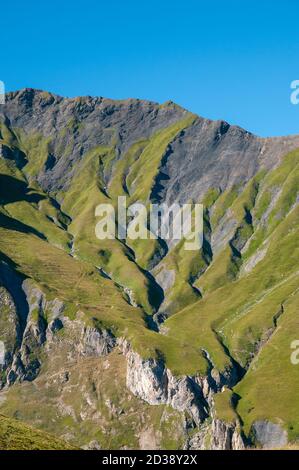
[0,285,20,386]
[188,418,245,450]
[46,315,116,358]
[124,348,242,429]
[126,349,211,424]
[123,345,247,449]
[210,419,245,450]
[125,349,211,424]
[1,278,116,387]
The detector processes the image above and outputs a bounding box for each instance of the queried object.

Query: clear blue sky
[2,0,299,136]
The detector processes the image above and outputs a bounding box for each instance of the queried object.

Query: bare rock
[126,349,210,425]
[252,420,288,449]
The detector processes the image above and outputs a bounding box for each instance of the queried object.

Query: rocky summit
[0,88,298,449]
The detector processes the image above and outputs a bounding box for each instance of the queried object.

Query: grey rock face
[125,349,238,425]
[126,351,168,404]
[149,118,299,207]
[252,420,288,449]
[74,321,116,357]
[0,89,188,193]
[124,346,247,448]
[166,373,209,424]
[6,280,53,384]
[210,210,238,256]
[0,285,20,386]
[2,88,299,203]
[188,418,244,450]
[45,314,116,361]
[126,350,209,424]
[153,266,176,294]
[0,276,116,386]
[210,419,245,450]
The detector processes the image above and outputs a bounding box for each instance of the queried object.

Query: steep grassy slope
[0,414,74,450]
[164,150,299,442]
[0,222,207,375]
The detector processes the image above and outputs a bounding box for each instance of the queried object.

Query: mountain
[0,88,298,449]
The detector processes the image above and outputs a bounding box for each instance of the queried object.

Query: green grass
[0,414,75,450]
[12,129,53,179]
[244,149,299,260]
[234,289,299,442]
[165,202,299,371]
[213,389,238,424]
[57,115,198,313]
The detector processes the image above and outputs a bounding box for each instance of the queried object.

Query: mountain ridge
[5,87,299,138]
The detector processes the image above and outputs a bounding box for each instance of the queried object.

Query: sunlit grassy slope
[0,414,74,450]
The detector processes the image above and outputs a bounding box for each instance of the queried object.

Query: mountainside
[0,88,298,449]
